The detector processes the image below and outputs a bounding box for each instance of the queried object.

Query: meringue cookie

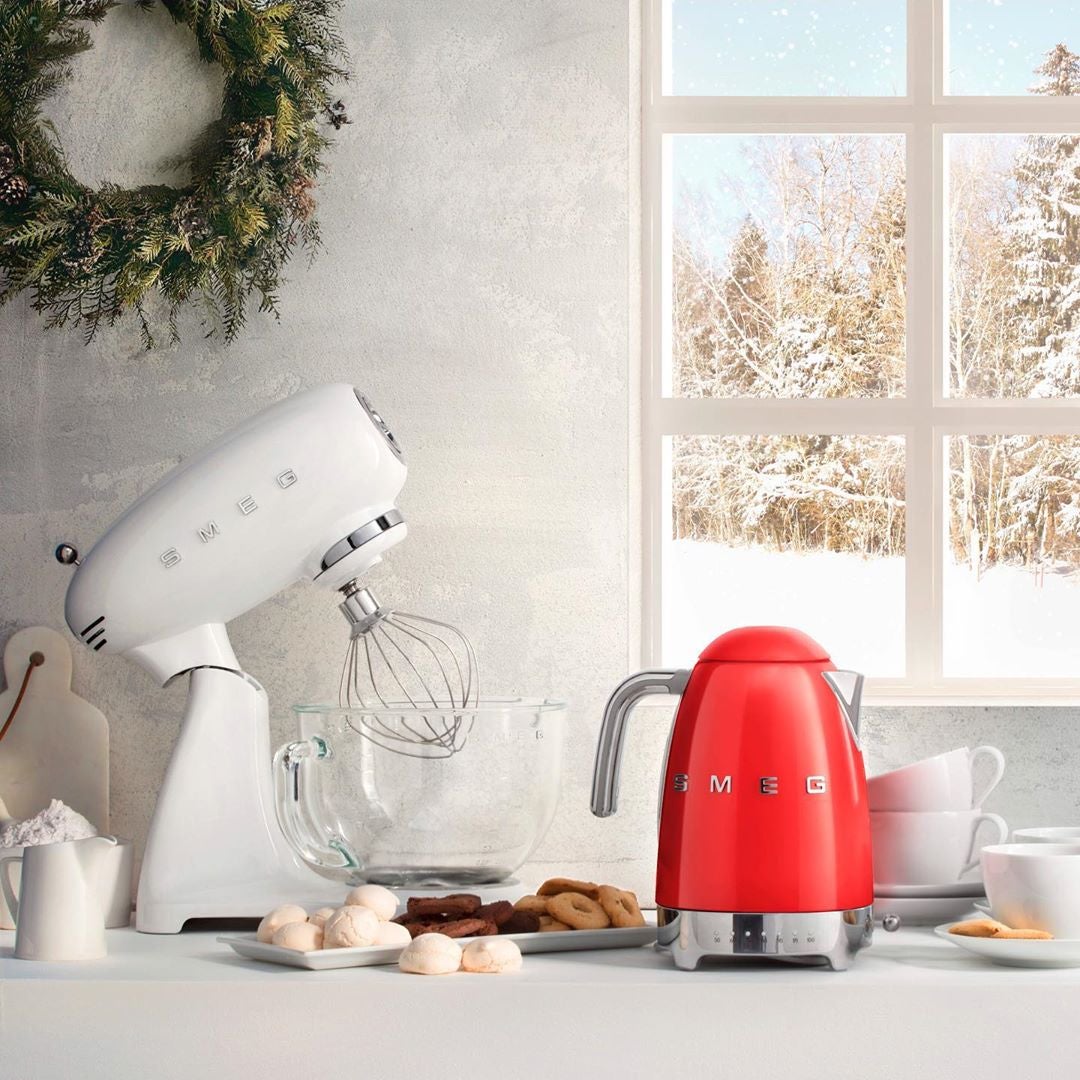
[257,904,309,943]
[373,920,412,947]
[323,904,380,948]
[461,937,523,974]
[271,921,324,952]
[344,884,398,922]
[308,906,336,928]
[398,932,462,975]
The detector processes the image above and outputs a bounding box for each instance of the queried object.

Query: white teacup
[1013,827,1080,844]
[867,746,1005,811]
[981,843,1080,938]
[871,809,1008,887]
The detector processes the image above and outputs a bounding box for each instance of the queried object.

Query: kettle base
[656,906,874,972]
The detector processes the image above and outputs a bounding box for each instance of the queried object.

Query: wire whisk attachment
[337,583,480,758]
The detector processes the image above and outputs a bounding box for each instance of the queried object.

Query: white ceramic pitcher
[0,835,118,960]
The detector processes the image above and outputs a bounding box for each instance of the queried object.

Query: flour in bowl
[0,798,98,847]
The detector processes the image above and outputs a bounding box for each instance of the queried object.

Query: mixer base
[656,906,874,971]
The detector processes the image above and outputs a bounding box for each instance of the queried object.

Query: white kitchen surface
[2,926,1078,1079]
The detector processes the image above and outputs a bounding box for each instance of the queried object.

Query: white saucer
[934,923,1080,968]
[874,880,985,899]
[875,894,984,925]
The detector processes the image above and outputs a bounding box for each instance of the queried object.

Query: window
[644,0,1080,699]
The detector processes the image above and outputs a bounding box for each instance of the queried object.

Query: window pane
[948,134,1080,398]
[664,434,906,676]
[669,134,906,398]
[946,435,1080,677]
[666,0,906,96]
[947,1,1080,95]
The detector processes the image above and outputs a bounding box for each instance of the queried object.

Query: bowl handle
[273,739,355,871]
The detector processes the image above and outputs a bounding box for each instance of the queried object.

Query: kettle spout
[822,670,864,741]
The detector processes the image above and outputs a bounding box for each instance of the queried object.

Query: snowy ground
[662,540,1080,679]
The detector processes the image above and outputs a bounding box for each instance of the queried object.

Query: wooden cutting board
[0,625,109,833]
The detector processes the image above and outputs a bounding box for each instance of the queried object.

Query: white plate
[874,894,985,925]
[875,880,985,899]
[934,923,1080,968]
[218,925,657,970]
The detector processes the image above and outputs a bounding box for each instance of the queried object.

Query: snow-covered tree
[670,51,1080,572]
[1006,45,1080,396]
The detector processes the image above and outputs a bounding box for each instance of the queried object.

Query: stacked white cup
[868,747,1007,922]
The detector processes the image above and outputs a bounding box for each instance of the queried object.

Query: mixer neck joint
[338,582,388,636]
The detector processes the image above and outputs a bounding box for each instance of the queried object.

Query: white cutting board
[0,626,109,832]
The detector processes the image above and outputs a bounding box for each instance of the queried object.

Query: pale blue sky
[669,0,1078,96]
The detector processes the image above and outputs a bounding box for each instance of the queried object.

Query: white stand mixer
[57,385,409,932]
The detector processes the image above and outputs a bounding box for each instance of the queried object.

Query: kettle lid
[698,626,830,663]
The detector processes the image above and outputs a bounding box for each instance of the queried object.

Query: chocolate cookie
[475,900,514,927]
[406,893,482,918]
[435,917,489,939]
[499,911,540,935]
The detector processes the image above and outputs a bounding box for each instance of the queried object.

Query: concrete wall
[0,1,646,893]
[1,2,1078,908]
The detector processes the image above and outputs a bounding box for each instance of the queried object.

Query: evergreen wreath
[0,0,349,346]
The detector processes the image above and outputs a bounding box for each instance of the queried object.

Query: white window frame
[642,0,1080,703]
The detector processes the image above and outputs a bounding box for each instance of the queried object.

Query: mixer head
[337,583,480,758]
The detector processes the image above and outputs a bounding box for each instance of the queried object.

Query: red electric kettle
[591,626,874,970]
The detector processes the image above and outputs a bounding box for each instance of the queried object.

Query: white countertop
[3,925,1078,1079]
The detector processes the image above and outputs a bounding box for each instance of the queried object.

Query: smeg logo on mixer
[672,773,828,796]
[158,468,299,568]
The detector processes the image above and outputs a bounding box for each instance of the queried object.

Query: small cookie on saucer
[948,918,1009,938]
[997,927,1054,940]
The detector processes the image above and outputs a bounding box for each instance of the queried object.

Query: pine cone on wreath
[60,204,105,272]
[0,173,29,205]
[255,117,273,161]
[172,198,209,240]
[0,143,15,178]
[326,99,350,130]
[284,174,316,221]
[231,122,258,164]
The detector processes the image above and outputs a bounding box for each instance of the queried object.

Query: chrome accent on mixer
[54,542,81,566]
[591,669,691,817]
[336,581,480,757]
[656,906,874,972]
[320,509,405,572]
[354,390,405,461]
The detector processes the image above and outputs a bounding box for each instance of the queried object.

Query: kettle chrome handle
[591,669,691,818]
[821,669,864,742]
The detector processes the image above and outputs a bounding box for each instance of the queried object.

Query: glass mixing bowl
[274,699,565,887]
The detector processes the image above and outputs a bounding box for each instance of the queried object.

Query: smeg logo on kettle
[672,773,828,795]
